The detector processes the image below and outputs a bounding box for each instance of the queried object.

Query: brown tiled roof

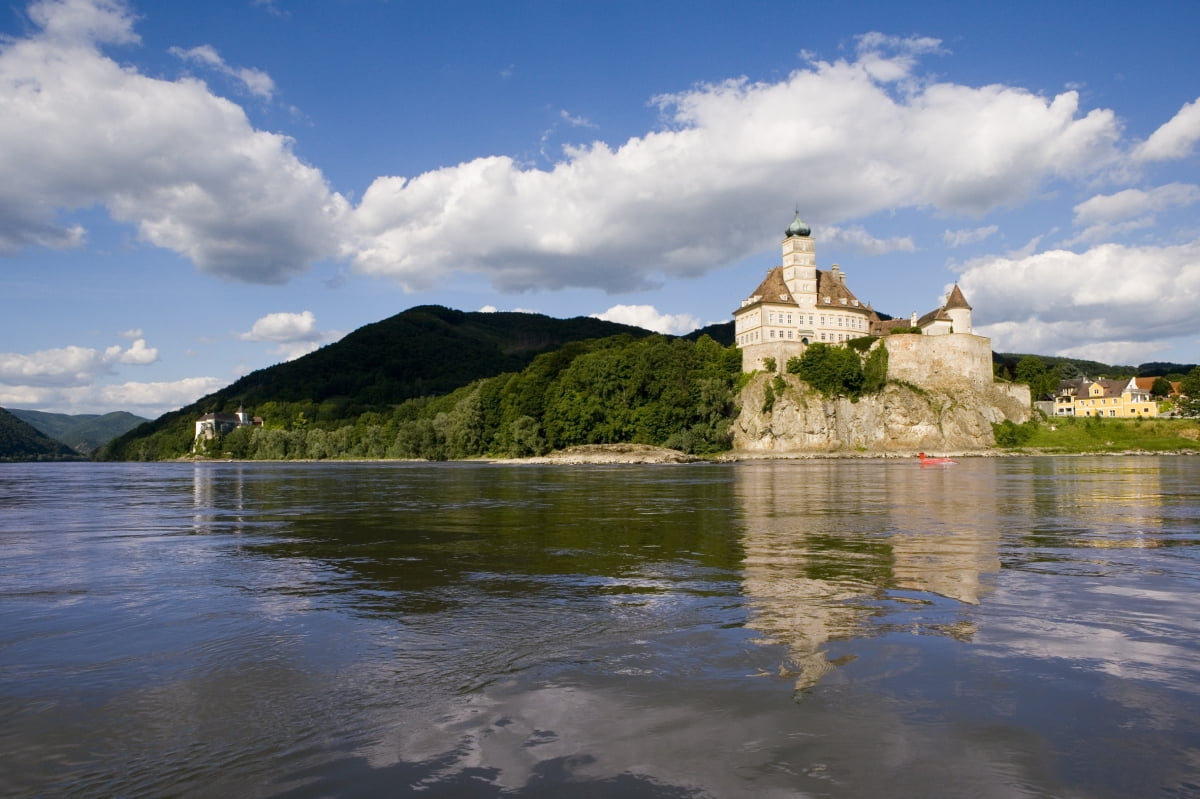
[814,268,866,309]
[741,266,793,306]
[1056,379,1089,396]
[1096,379,1128,397]
[944,284,972,310]
[737,265,871,314]
[916,307,951,327]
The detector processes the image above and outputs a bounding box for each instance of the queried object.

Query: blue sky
[2,0,1198,417]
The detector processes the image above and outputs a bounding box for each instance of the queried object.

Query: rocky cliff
[732,374,1031,454]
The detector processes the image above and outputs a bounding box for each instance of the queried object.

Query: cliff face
[732,374,1031,454]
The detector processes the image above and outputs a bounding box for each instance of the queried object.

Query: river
[2,457,1198,797]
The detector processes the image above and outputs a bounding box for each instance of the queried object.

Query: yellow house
[1054,377,1157,417]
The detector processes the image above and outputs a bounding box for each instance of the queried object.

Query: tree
[787,343,864,398]
[507,416,546,457]
[1181,366,1200,399]
[1015,356,1057,400]
[1151,376,1173,397]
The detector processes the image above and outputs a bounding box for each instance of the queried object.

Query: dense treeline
[993,353,1198,390]
[178,334,741,461]
[1001,354,1200,403]
[100,306,656,460]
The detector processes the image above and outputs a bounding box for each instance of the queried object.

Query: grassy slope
[1005,416,1200,454]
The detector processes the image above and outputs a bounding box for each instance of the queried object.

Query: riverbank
[491,442,1200,465]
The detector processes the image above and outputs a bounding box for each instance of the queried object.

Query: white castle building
[733,212,987,387]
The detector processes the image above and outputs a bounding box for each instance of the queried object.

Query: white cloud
[240,310,319,343]
[239,310,340,361]
[591,304,701,335]
[959,241,1200,360]
[345,33,1121,293]
[943,225,999,248]
[119,327,143,339]
[1068,183,1200,244]
[95,376,224,411]
[0,338,157,387]
[852,32,946,86]
[0,0,346,281]
[116,338,157,365]
[0,375,226,416]
[27,0,138,46]
[1134,97,1200,162]
[823,225,916,256]
[170,44,276,99]
[559,109,596,129]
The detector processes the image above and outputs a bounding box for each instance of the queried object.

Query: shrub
[863,343,888,394]
[993,419,1036,447]
[787,343,865,398]
[847,335,877,353]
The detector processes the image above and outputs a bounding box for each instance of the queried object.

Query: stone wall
[884,333,994,388]
[740,338,805,373]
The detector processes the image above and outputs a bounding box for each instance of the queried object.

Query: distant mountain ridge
[0,407,82,461]
[8,409,148,455]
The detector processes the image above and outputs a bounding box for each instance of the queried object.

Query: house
[1053,377,1158,417]
[194,407,262,443]
[733,212,993,389]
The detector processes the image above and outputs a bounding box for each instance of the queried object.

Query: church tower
[780,211,817,309]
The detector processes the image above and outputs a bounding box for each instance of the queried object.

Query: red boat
[918,452,956,466]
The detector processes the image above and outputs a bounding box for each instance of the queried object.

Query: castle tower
[780,211,817,308]
[944,284,973,334]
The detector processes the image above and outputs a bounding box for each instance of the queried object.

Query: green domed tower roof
[785,210,811,238]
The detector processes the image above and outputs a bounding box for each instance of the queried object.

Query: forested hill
[0,407,82,461]
[101,305,659,459]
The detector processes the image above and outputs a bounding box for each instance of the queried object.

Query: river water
[2,457,1199,798]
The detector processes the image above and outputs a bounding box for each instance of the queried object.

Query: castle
[733,212,994,389]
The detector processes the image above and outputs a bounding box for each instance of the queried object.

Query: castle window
[786,314,792,324]
[820,333,826,341]
[819,316,825,325]
[788,331,793,339]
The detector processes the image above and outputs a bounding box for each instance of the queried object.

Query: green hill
[0,407,82,461]
[101,305,659,460]
[8,409,148,455]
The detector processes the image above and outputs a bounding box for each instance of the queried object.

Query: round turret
[785,211,811,238]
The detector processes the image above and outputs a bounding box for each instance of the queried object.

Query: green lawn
[997,416,1200,453]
